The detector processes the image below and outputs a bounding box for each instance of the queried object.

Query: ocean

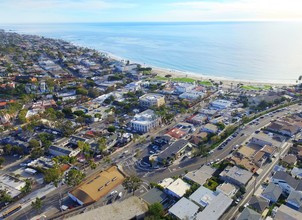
[1,22,302,83]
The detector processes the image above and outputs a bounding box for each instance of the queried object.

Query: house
[253,151,267,167]
[130,109,161,133]
[236,207,262,220]
[210,99,232,109]
[271,171,302,194]
[139,93,165,108]
[49,145,81,157]
[266,121,300,137]
[189,186,218,207]
[195,193,233,220]
[286,190,302,210]
[141,188,168,205]
[202,123,219,134]
[219,166,253,186]
[260,183,282,203]
[282,154,297,166]
[189,132,208,145]
[158,178,174,188]
[274,204,302,220]
[165,178,191,198]
[291,167,302,179]
[167,128,186,139]
[186,113,207,125]
[252,145,276,167]
[184,165,216,185]
[168,197,199,220]
[68,166,125,205]
[175,83,195,94]
[248,196,269,214]
[67,196,148,220]
[250,132,283,147]
[216,182,238,198]
[179,91,204,100]
[158,139,191,163]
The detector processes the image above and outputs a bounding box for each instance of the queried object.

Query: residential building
[66,196,147,220]
[195,193,233,220]
[175,83,195,94]
[210,99,232,109]
[68,166,125,205]
[169,197,199,220]
[286,191,302,210]
[141,188,168,205]
[179,91,204,100]
[184,165,216,185]
[216,182,238,198]
[274,204,302,220]
[49,145,81,157]
[158,178,174,188]
[236,207,262,220]
[260,183,282,203]
[291,167,302,179]
[202,123,219,134]
[250,132,283,148]
[220,166,253,186]
[165,178,191,198]
[189,186,218,207]
[130,109,161,133]
[248,196,269,214]
[266,121,300,137]
[282,154,297,166]
[271,171,302,194]
[139,93,165,108]
[186,113,207,125]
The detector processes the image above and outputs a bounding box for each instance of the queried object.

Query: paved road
[222,141,291,220]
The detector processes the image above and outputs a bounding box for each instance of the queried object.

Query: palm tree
[122,175,142,195]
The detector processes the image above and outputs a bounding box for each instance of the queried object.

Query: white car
[110,190,118,195]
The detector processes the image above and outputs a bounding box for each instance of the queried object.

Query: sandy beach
[151,66,296,88]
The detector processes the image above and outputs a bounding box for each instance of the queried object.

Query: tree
[21,178,32,194]
[66,169,86,187]
[44,168,62,187]
[147,202,164,219]
[29,139,40,148]
[122,175,142,195]
[76,88,88,95]
[0,190,12,203]
[97,137,107,154]
[0,157,5,166]
[107,125,116,133]
[88,159,97,169]
[31,197,43,212]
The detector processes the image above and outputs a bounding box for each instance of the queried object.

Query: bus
[1,204,22,218]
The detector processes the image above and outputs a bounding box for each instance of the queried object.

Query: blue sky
[0,0,302,23]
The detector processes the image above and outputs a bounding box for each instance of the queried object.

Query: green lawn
[154,76,212,86]
[241,85,272,90]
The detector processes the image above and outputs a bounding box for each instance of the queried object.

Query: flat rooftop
[67,196,148,220]
[69,166,125,205]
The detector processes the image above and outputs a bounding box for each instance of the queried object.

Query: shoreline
[101,50,295,87]
[4,28,297,87]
